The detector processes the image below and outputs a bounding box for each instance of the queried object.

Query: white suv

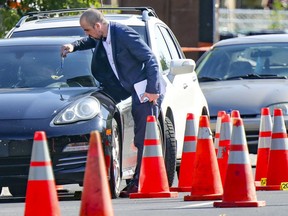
[7,7,209,188]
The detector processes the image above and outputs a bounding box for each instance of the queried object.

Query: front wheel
[109,118,122,198]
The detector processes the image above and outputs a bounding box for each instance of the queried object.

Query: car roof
[214,34,288,47]
[0,36,82,46]
[11,7,159,33]
[12,14,146,32]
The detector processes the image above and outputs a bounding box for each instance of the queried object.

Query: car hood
[200,79,288,116]
[0,88,98,120]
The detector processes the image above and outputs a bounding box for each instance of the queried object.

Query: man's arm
[61,37,97,57]
[72,37,97,51]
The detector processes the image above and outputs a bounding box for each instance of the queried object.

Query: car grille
[0,157,30,176]
[0,140,32,157]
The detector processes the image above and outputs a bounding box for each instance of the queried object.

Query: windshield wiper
[198,76,221,82]
[255,74,288,79]
[226,73,287,80]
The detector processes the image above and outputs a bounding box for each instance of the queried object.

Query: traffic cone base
[130,157,178,198]
[25,181,60,215]
[256,185,282,190]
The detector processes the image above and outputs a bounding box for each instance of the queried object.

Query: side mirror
[170,59,196,75]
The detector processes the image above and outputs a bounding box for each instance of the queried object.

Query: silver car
[196,34,288,154]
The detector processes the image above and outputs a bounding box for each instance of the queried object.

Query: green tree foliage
[269,0,287,30]
[20,0,102,13]
[0,7,20,38]
[0,0,102,38]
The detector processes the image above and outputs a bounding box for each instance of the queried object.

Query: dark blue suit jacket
[72,21,165,99]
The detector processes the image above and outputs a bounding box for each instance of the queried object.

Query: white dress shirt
[102,23,119,80]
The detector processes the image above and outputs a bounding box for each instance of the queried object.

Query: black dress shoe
[119,183,138,198]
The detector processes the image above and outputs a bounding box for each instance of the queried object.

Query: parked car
[1,7,209,197]
[196,34,288,154]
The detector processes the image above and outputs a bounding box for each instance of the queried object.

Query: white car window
[155,25,172,72]
[158,26,181,60]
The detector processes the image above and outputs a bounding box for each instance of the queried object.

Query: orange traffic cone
[170,113,197,192]
[79,131,114,216]
[24,131,61,216]
[255,107,272,186]
[214,118,266,207]
[130,115,178,199]
[217,113,232,186]
[184,115,223,201]
[257,108,288,190]
[214,111,226,155]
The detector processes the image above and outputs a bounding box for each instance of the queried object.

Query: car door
[153,24,208,158]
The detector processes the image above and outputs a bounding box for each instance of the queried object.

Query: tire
[109,118,122,198]
[163,117,177,187]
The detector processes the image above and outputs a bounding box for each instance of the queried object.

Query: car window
[196,43,288,80]
[155,26,177,71]
[158,26,182,60]
[0,45,95,88]
[196,48,230,79]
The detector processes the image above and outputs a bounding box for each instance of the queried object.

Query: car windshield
[196,43,288,81]
[0,45,96,88]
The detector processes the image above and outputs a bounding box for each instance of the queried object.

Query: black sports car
[0,37,150,198]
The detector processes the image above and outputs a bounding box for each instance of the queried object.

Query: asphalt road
[1,154,288,216]
[1,185,288,216]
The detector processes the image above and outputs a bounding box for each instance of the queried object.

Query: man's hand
[61,44,74,57]
[142,93,159,104]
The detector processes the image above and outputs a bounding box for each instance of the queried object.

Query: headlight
[268,103,288,116]
[54,97,100,124]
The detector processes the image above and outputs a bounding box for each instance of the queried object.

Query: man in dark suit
[61,8,165,197]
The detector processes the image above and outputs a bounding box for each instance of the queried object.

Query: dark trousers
[131,92,164,186]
